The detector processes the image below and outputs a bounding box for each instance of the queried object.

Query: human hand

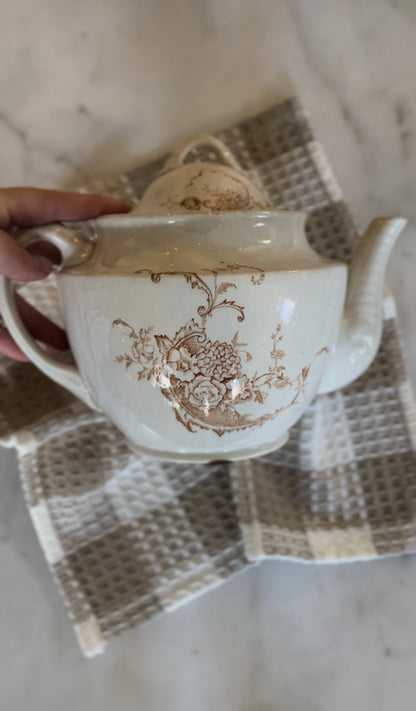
[0,187,130,360]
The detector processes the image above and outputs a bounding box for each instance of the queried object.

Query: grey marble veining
[1,0,416,709]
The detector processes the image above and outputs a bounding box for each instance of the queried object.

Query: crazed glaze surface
[70,211,325,274]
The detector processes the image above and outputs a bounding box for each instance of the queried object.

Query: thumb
[0,228,53,281]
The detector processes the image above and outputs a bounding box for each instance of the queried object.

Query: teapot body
[58,215,346,461]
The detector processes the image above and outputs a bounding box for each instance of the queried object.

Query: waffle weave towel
[1,98,416,657]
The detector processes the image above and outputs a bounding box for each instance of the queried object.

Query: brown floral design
[113,269,328,436]
[185,376,227,412]
[161,167,270,213]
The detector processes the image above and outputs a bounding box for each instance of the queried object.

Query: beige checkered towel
[1,98,416,657]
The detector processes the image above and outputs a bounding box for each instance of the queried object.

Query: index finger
[0,187,131,230]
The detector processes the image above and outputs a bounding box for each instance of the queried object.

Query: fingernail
[31,255,54,275]
[108,200,132,213]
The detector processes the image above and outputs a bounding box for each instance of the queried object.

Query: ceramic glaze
[0,134,407,461]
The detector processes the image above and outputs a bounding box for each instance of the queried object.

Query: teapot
[0,135,406,462]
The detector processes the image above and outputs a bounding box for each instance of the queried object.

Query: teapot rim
[92,208,307,228]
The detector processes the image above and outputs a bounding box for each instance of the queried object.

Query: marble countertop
[1,0,416,709]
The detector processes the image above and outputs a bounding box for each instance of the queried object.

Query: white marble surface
[1,0,416,708]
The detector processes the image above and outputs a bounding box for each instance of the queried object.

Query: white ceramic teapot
[0,135,406,462]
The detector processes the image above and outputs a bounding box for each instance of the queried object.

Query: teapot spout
[318,217,407,394]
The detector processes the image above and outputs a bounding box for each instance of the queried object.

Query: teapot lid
[63,134,331,276]
[133,134,271,215]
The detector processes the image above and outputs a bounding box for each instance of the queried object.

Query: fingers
[0,326,29,361]
[16,294,69,351]
[0,187,131,281]
[0,186,125,360]
[0,294,69,361]
[0,228,54,281]
[0,187,131,230]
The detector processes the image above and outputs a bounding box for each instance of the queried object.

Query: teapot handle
[0,225,98,409]
[162,133,242,173]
